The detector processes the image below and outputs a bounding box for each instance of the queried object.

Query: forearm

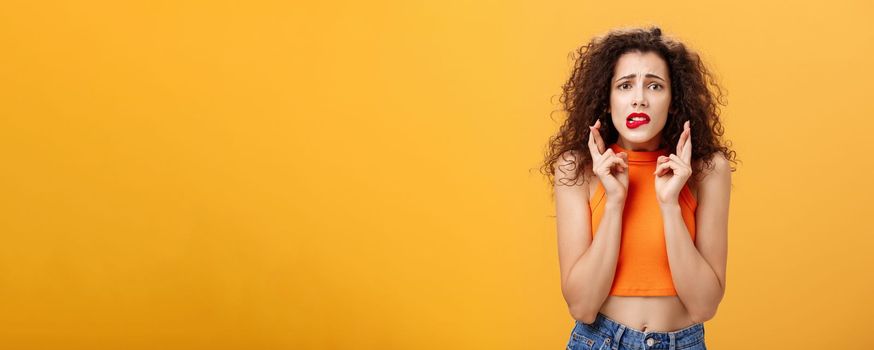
[660,203,723,322]
[564,200,624,321]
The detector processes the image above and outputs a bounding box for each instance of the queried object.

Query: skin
[608,50,672,153]
[556,51,730,332]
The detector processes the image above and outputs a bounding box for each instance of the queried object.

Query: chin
[615,121,665,144]
[616,130,657,143]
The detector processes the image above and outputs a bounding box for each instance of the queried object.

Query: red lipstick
[626,112,650,129]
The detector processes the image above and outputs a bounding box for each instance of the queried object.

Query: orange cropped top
[589,143,698,296]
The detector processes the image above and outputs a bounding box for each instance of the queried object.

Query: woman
[541,26,738,350]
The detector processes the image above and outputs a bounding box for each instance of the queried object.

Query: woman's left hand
[654,120,692,206]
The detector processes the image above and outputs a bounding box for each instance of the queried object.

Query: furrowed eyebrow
[614,73,666,83]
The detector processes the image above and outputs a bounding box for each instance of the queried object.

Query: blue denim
[565,312,706,350]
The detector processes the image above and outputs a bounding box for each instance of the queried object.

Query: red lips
[626,112,650,129]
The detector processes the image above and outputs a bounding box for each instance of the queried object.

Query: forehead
[612,51,669,79]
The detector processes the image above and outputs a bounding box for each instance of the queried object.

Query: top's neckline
[609,143,669,162]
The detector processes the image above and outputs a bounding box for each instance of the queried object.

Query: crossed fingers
[654,121,692,176]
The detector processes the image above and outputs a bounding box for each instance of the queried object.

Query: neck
[617,138,662,152]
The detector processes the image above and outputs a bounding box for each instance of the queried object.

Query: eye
[618,83,631,90]
[649,83,663,90]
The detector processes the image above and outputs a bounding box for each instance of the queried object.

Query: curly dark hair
[540,26,739,192]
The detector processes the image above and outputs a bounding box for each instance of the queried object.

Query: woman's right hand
[588,120,629,203]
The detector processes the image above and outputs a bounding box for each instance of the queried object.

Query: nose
[631,84,648,108]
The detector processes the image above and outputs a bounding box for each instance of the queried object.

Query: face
[607,50,672,151]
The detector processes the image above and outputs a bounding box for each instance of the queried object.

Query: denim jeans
[566,312,706,350]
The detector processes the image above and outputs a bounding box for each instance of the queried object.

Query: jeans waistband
[577,312,704,349]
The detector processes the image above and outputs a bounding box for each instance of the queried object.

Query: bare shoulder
[554,150,594,186]
[690,152,731,194]
[699,151,731,179]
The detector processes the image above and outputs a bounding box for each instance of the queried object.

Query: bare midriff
[586,172,701,332]
[600,295,697,332]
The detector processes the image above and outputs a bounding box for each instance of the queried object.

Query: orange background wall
[1,1,872,349]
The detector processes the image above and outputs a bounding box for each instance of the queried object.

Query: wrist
[605,198,626,211]
[658,201,681,214]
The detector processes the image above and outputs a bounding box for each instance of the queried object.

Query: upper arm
[555,151,594,296]
[693,153,732,295]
